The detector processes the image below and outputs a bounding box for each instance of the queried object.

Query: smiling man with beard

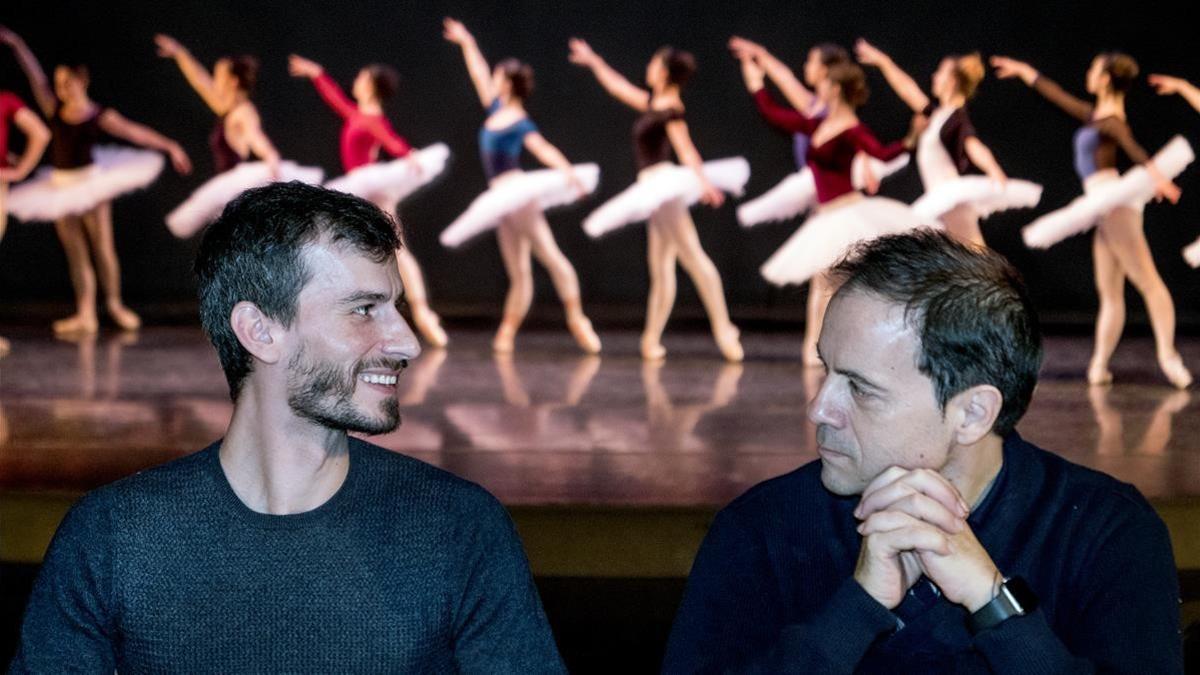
[663,230,1182,674]
[12,182,565,673]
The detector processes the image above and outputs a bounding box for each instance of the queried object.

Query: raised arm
[0,106,50,183]
[992,56,1093,123]
[1150,74,1200,113]
[154,34,230,115]
[0,26,56,116]
[568,38,650,111]
[729,36,815,113]
[289,54,357,120]
[855,39,929,114]
[666,119,723,207]
[442,18,494,108]
[98,109,192,174]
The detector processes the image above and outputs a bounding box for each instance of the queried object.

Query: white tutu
[737,154,910,228]
[166,161,325,238]
[1022,136,1194,249]
[912,176,1043,222]
[1184,236,1200,268]
[325,143,450,206]
[582,158,750,238]
[6,145,164,222]
[439,164,599,249]
[760,196,934,287]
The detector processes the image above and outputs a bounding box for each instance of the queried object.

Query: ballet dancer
[0,84,51,356]
[2,26,191,335]
[728,36,910,228]
[993,54,1192,388]
[1149,72,1200,267]
[568,38,746,362]
[154,34,322,238]
[289,53,450,348]
[856,39,1042,246]
[733,49,926,366]
[441,18,601,355]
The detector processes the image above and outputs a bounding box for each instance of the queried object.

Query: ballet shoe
[640,340,667,361]
[492,323,517,354]
[1158,353,1193,390]
[412,306,449,349]
[53,314,99,336]
[715,325,744,363]
[1089,357,1113,384]
[568,316,601,355]
[0,336,10,358]
[107,302,142,331]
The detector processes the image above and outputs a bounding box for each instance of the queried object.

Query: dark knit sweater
[10,438,565,674]
[662,433,1182,673]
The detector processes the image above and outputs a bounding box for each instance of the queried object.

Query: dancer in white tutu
[1149,73,1200,267]
[289,54,450,348]
[2,27,192,335]
[155,34,323,238]
[442,18,600,355]
[727,36,910,227]
[0,86,50,356]
[734,50,926,366]
[993,54,1191,388]
[569,38,745,362]
[857,40,1042,246]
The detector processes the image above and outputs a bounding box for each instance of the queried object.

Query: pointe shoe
[107,302,141,331]
[0,336,10,358]
[52,314,99,336]
[413,306,449,348]
[1086,360,1113,386]
[568,316,601,354]
[715,325,744,363]
[640,339,667,361]
[492,323,517,354]
[1159,353,1193,390]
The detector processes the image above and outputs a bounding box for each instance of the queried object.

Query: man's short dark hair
[195,182,401,400]
[831,229,1043,436]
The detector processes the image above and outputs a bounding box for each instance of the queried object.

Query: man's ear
[949,384,1003,446]
[229,302,284,365]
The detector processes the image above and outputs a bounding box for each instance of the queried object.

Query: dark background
[1,0,1198,327]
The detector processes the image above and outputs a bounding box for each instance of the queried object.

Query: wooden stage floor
[1,326,1198,575]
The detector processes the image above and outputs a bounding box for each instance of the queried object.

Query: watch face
[1002,577,1039,613]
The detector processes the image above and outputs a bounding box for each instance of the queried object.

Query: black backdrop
[2,0,1198,327]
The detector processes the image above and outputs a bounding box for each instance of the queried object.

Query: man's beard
[286,346,402,435]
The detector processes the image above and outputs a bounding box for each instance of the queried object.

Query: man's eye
[354,305,372,316]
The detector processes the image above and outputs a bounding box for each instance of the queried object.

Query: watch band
[967,576,1038,635]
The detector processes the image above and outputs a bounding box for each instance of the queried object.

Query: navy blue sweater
[11,438,565,673]
[662,433,1181,673]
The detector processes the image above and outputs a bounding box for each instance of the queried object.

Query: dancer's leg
[52,214,99,334]
[82,201,139,330]
[526,211,600,353]
[1100,206,1191,388]
[940,204,985,248]
[1088,222,1125,386]
[493,209,535,353]
[660,201,742,362]
[643,207,678,360]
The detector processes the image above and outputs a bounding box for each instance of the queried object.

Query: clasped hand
[852,467,1001,613]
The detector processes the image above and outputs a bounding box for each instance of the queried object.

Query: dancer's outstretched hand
[567,38,597,67]
[990,56,1037,85]
[154,34,184,59]
[854,39,887,67]
[737,53,765,92]
[442,18,472,45]
[727,36,765,61]
[288,54,322,79]
[1155,179,1182,205]
[1149,74,1191,96]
